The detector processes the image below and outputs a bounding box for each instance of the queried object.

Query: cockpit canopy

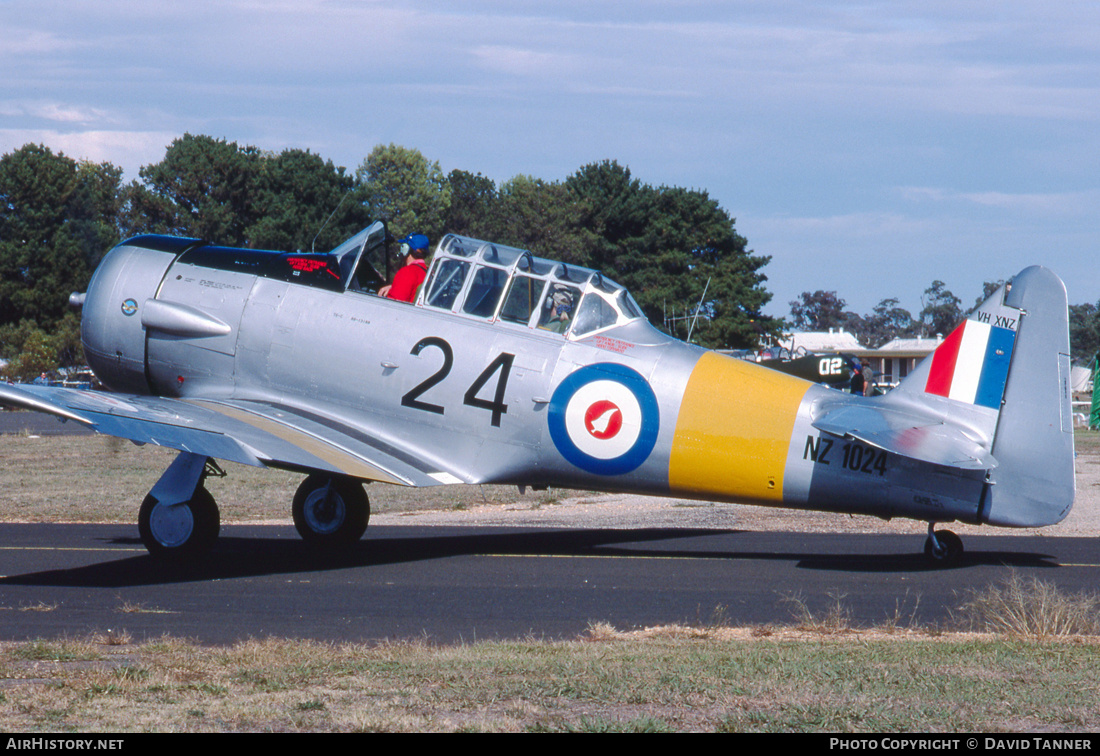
[179,223,647,339]
[416,233,644,339]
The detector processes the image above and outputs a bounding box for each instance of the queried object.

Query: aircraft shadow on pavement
[0,525,1062,588]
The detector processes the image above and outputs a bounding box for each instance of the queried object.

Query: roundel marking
[548,363,659,475]
[121,298,138,316]
[585,400,622,440]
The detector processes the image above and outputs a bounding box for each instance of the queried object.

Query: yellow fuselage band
[669,352,811,502]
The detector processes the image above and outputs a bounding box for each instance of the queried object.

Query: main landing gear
[137,453,223,560]
[924,523,964,566]
[292,474,370,547]
[138,483,220,559]
[138,452,370,559]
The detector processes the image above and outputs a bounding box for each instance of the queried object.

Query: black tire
[292,475,369,547]
[924,529,963,565]
[138,486,220,559]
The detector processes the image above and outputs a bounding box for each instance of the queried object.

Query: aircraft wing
[0,383,457,487]
[810,402,995,471]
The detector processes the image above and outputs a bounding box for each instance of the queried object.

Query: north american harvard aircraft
[0,221,1076,564]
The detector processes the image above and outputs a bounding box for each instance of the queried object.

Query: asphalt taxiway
[0,522,1095,644]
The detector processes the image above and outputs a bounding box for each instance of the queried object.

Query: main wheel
[924,529,963,565]
[138,486,220,559]
[292,475,369,547]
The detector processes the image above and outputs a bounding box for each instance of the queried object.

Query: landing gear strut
[924,524,964,565]
[138,455,223,559]
[138,454,371,559]
[292,474,370,547]
[139,486,220,559]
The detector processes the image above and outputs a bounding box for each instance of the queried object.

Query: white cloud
[471,45,581,78]
[0,129,178,178]
[0,101,114,126]
[751,211,935,241]
[902,186,1100,218]
[0,0,1097,318]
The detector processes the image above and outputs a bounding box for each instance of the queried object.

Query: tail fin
[983,267,1074,526]
[889,266,1075,526]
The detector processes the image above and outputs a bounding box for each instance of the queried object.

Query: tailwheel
[924,525,964,565]
[138,486,220,560]
[292,474,370,548]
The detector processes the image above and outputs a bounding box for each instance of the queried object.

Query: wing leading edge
[0,383,460,487]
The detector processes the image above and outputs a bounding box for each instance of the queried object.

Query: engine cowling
[82,236,201,394]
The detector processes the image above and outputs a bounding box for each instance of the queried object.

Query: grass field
[0,432,546,523]
[0,599,1098,733]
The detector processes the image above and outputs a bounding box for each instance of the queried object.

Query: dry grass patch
[0,433,551,523]
[0,628,1099,732]
[957,572,1100,639]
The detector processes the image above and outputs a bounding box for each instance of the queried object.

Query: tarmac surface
[1,522,1096,644]
[0,409,92,436]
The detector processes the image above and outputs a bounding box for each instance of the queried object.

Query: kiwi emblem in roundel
[548,363,659,475]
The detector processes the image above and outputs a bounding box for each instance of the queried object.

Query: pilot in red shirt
[379,234,429,302]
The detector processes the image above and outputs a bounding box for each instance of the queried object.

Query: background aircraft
[0,223,1075,564]
[742,349,861,389]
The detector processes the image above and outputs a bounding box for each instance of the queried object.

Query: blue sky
[2,1,1098,321]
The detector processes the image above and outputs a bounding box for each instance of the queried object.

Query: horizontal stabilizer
[811,402,995,470]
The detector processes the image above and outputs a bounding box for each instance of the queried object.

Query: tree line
[3,134,1097,380]
[0,135,779,378]
[788,280,993,350]
[790,280,1099,365]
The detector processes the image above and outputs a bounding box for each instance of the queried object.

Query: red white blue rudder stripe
[925,319,1016,409]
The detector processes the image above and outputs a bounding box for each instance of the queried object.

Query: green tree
[1070,302,1100,364]
[69,160,124,268]
[565,160,649,272]
[356,144,450,244]
[920,280,962,337]
[789,291,849,332]
[51,311,84,367]
[0,314,83,379]
[566,161,777,349]
[444,169,498,238]
[123,134,262,244]
[123,137,369,251]
[247,148,366,252]
[487,175,592,261]
[0,144,121,329]
[638,186,777,349]
[0,319,44,367]
[970,280,1007,312]
[850,297,916,348]
[3,328,56,381]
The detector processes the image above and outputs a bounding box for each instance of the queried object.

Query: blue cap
[399,234,429,251]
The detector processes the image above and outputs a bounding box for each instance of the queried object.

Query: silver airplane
[0,222,1075,564]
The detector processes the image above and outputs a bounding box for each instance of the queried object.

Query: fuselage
[79,229,997,528]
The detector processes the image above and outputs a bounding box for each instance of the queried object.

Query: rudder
[982,266,1075,526]
[881,266,1074,526]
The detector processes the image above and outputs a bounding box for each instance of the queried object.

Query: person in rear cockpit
[539,285,575,333]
